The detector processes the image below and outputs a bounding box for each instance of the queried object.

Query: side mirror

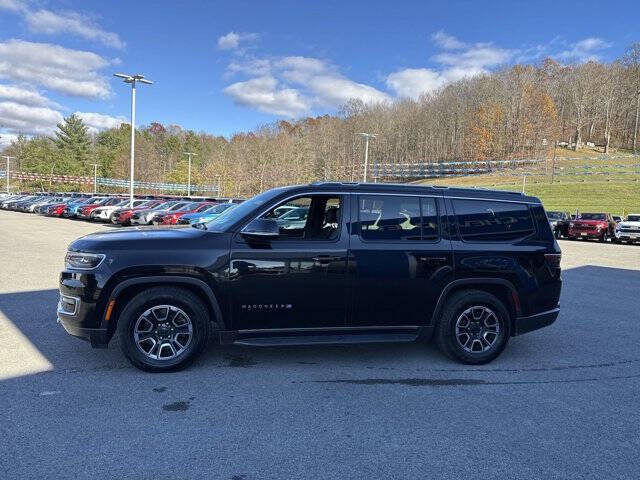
[241,218,279,239]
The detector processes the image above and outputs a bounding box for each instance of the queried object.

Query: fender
[429,277,521,325]
[108,275,225,329]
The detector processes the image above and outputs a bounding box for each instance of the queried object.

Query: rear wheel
[435,290,511,364]
[118,286,211,372]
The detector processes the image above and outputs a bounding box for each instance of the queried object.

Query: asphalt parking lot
[1,210,639,480]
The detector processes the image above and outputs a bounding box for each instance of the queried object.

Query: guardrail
[0,170,220,193]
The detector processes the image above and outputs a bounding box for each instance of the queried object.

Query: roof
[297,181,541,203]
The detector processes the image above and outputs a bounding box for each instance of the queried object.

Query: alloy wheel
[455,306,500,353]
[133,305,193,361]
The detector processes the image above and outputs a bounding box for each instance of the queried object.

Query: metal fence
[0,170,220,194]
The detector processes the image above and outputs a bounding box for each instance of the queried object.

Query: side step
[233,332,419,347]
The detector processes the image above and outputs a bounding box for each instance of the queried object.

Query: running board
[233,332,419,347]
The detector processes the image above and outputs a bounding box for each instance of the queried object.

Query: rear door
[349,193,453,327]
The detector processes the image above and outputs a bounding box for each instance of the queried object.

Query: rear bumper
[513,307,559,335]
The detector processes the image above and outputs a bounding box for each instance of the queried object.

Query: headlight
[569,222,574,227]
[65,251,105,270]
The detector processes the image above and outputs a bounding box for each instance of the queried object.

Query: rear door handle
[312,255,340,263]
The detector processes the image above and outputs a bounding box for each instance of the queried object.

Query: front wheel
[118,286,211,372]
[435,290,511,365]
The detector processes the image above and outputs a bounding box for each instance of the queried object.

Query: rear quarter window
[452,199,535,242]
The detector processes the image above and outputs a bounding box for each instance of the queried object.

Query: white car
[614,214,640,244]
[90,199,143,222]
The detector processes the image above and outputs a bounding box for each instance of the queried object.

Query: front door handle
[418,256,448,265]
[312,255,340,263]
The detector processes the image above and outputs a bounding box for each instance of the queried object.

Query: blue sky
[1,0,639,145]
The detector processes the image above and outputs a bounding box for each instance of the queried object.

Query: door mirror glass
[241,218,279,238]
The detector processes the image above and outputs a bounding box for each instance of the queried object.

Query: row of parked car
[0,192,243,227]
[546,211,640,244]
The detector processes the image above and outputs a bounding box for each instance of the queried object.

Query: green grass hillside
[492,182,640,215]
[415,149,640,215]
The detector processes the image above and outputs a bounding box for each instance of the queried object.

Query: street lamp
[114,73,153,207]
[357,133,377,182]
[89,163,100,194]
[183,152,197,196]
[1,156,15,193]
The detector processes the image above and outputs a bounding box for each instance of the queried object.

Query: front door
[229,194,350,331]
[349,194,453,327]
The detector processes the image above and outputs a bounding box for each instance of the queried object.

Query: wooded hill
[2,43,640,198]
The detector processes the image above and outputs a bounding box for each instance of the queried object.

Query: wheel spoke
[455,305,500,354]
[133,305,193,361]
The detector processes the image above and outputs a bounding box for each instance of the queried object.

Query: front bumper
[568,229,601,238]
[513,307,559,335]
[615,231,640,241]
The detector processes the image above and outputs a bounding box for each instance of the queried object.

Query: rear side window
[359,195,439,241]
[453,199,534,242]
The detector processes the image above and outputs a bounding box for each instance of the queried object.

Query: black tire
[118,286,211,372]
[435,289,511,365]
[599,231,608,243]
[554,229,561,239]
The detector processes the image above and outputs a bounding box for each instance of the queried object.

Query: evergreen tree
[53,114,91,172]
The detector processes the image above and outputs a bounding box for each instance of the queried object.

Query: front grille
[620,227,640,233]
[574,224,596,231]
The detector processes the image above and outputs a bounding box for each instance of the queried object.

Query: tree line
[2,43,640,197]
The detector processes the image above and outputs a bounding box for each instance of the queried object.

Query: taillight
[544,253,561,268]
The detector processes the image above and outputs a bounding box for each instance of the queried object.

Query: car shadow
[0,264,639,384]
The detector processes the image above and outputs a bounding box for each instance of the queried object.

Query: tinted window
[359,195,421,241]
[421,197,439,240]
[453,199,534,242]
[580,213,606,220]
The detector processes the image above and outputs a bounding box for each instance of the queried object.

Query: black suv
[58,182,562,371]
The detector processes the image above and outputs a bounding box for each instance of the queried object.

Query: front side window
[453,199,534,242]
[257,195,341,241]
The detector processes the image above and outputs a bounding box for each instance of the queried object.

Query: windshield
[206,187,288,232]
[627,215,640,222]
[547,211,563,220]
[580,213,606,220]
[152,201,178,210]
[194,203,214,212]
[204,203,235,214]
[168,202,190,211]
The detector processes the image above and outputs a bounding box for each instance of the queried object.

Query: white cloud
[223,76,310,117]
[387,32,514,99]
[432,30,466,50]
[0,101,63,135]
[217,31,258,52]
[0,39,112,98]
[0,1,124,49]
[0,0,23,12]
[224,55,389,116]
[0,84,60,107]
[74,112,126,134]
[386,69,445,99]
[556,37,611,63]
[24,9,125,49]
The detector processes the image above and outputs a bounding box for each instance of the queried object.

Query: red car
[112,200,164,225]
[567,212,616,242]
[158,202,216,225]
[77,197,123,219]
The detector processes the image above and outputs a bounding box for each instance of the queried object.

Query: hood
[69,226,212,252]
[619,220,640,227]
[573,219,607,226]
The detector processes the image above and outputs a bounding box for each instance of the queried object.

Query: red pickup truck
[567,212,616,242]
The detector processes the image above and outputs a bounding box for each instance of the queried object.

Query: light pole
[357,133,377,182]
[89,163,100,194]
[183,152,197,196]
[2,156,15,193]
[114,73,153,206]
